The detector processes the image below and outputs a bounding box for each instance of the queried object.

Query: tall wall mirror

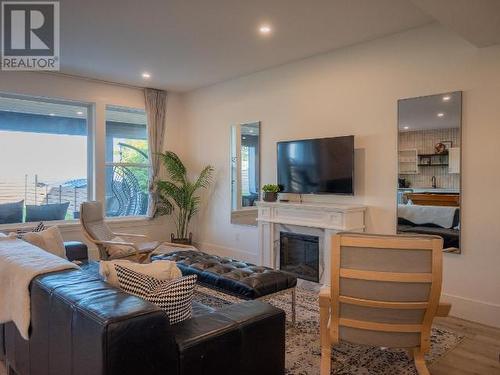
[230,121,260,226]
[397,92,462,253]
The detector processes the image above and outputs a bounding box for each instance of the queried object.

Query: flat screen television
[277,135,354,195]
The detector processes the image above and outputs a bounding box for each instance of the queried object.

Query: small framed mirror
[397,91,462,253]
[230,121,260,226]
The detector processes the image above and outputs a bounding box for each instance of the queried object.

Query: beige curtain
[144,88,168,217]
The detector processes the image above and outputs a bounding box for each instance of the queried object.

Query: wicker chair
[80,201,160,262]
[319,232,451,375]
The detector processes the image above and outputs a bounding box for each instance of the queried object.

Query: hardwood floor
[430,316,500,375]
[1,316,499,374]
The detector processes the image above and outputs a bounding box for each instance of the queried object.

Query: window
[105,105,149,217]
[0,94,90,225]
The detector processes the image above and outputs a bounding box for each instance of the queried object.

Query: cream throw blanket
[0,238,79,339]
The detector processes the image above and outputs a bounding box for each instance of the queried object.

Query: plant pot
[171,232,193,245]
[263,192,278,202]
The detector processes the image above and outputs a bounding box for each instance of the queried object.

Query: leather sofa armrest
[64,241,88,262]
[171,300,285,375]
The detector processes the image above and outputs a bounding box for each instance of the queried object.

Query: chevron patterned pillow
[115,264,197,324]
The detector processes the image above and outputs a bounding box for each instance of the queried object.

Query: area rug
[193,286,463,375]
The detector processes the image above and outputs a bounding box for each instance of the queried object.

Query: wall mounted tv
[277,135,354,195]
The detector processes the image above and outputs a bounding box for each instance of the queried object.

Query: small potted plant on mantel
[262,184,280,202]
[156,151,214,245]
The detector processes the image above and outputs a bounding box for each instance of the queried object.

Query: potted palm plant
[156,151,214,245]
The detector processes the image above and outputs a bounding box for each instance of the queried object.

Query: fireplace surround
[257,201,366,284]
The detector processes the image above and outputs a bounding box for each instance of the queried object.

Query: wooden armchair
[319,233,451,375]
[80,201,161,262]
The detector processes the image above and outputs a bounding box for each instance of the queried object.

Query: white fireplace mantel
[257,201,367,284]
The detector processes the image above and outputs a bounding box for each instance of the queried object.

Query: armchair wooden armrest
[113,232,148,239]
[94,239,136,247]
[436,302,452,317]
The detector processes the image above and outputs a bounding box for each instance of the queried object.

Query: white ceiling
[56,0,500,92]
[410,0,500,47]
[59,0,433,91]
[398,91,462,131]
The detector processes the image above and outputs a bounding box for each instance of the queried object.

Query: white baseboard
[442,293,500,328]
[195,241,259,264]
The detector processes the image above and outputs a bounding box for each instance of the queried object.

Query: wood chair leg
[413,348,430,375]
[321,346,332,375]
[319,301,331,375]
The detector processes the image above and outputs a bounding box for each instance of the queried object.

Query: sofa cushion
[25,202,70,222]
[116,265,197,324]
[0,200,23,224]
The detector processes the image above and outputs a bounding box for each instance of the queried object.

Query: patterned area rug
[193,286,463,375]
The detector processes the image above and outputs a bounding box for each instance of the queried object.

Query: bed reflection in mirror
[230,121,260,226]
[397,92,462,253]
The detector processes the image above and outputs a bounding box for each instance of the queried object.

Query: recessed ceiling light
[403,126,409,130]
[442,95,451,102]
[437,112,445,118]
[249,129,254,133]
[76,111,83,115]
[259,24,272,35]
[49,113,55,116]
[141,72,151,79]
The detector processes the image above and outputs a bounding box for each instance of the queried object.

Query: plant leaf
[159,151,187,184]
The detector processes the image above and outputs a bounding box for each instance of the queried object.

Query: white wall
[0,72,184,257]
[180,24,500,327]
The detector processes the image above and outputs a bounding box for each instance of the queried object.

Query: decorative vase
[171,232,193,245]
[263,192,278,202]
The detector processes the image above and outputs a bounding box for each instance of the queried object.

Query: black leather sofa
[0,243,286,375]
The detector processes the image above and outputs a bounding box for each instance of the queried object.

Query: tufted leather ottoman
[152,250,298,322]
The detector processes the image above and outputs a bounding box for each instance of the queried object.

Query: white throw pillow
[99,259,182,287]
[107,236,136,258]
[23,226,66,259]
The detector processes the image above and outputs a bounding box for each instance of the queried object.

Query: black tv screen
[277,135,354,194]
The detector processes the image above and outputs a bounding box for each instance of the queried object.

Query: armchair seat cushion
[107,236,136,258]
[107,239,160,259]
[134,240,161,252]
